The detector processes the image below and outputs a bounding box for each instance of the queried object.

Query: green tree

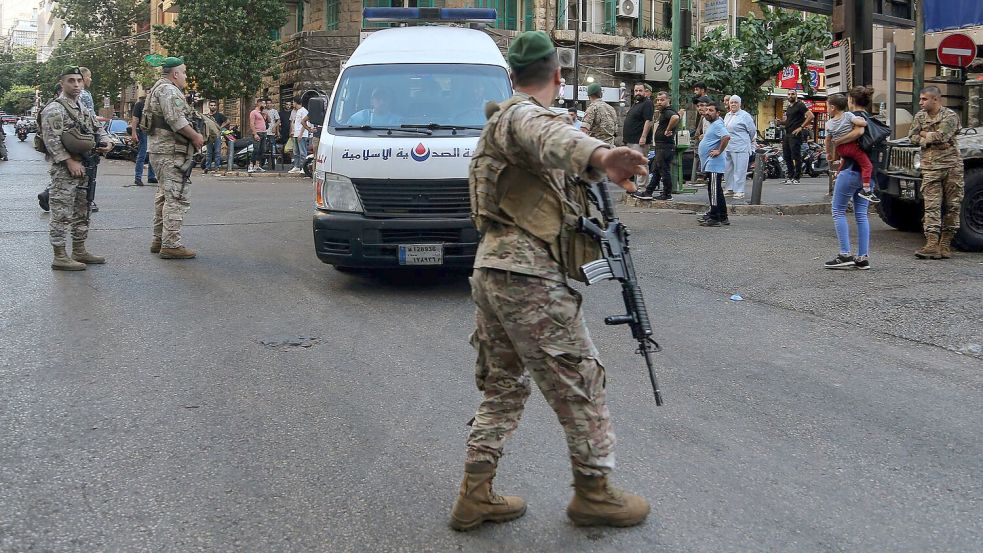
[2,85,38,114]
[155,0,287,100]
[0,48,42,98]
[53,0,150,107]
[680,8,830,114]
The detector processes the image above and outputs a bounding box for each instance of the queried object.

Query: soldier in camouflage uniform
[908,86,964,259]
[450,31,651,532]
[144,57,205,259]
[580,83,617,145]
[40,66,111,271]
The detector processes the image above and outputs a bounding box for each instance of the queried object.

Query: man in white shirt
[288,96,310,174]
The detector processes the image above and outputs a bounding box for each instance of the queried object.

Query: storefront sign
[644,49,672,82]
[703,0,728,22]
[803,99,827,113]
[776,64,825,91]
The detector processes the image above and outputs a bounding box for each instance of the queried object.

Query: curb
[621,195,832,216]
[212,171,310,178]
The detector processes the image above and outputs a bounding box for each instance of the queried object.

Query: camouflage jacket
[146,78,193,155]
[40,94,108,164]
[908,107,961,169]
[581,98,618,145]
[470,92,609,282]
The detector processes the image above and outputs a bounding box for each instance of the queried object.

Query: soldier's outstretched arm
[509,109,612,180]
[589,147,648,190]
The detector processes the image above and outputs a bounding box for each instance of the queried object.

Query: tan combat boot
[150,238,161,254]
[567,472,650,527]
[939,231,955,259]
[914,233,941,259]
[159,246,196,259]
[449,462,527,531]
[71,241,105,264]
[51,245,86,271]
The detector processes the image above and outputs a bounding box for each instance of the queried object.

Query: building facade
[36,0,70,62]
[7,15,37,52]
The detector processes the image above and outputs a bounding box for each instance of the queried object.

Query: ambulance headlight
[314,172,364,213]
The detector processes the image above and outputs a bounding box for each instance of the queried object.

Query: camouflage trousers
[921,165,964,234]
[466,268,616,477]
[151,154,191,248]
[47,163,89,248]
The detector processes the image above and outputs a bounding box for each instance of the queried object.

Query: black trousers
[645,144,674,195]
[782,132,804,180]
[707,172,728,221]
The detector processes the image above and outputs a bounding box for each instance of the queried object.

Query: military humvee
[875,128,983,252]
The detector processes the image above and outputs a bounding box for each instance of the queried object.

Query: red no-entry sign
[937,33,977,68]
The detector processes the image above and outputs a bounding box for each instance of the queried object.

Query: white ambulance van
[307,8,512,270]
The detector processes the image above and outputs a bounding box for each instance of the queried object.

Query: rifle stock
[577,180,664,406]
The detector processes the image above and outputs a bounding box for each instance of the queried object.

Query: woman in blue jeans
[825,85,877,270]
[825,163,872,269]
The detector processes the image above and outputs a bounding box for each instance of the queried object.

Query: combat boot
[566,472,650,528]
[449,462,527,531]
[150,238,161,254]
[71,241,105,264]
[914,233,941,259]
[939,231,955,259]
[159,246,196,259]
[51,246,86,271]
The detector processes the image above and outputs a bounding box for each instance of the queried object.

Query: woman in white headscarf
[723,95,757,200]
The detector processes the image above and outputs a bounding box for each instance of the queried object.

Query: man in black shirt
[129,96,156,186]
[203,100,227,172]
[780,89,813,184]
[622,82,654,153]
[634,91,679,200]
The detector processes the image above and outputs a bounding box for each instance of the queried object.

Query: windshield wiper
[336,125,432,135]
[401,123,484,134]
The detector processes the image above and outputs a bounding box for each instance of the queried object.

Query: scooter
[16,126,28,141]
[801,142,829,177]
[748,144,786,181]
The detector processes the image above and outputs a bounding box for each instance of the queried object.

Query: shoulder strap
[54,98,86,127]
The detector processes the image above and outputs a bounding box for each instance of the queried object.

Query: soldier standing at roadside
[40,66,112,271]
[580,82,617,145]
[450,31,651,532]
[908,86,964,260]
[143,57,205,259]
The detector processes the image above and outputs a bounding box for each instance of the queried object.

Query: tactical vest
[140,80,169,134]
[470,97,599,282]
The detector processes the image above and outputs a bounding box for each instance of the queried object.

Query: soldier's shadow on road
[334,267,473,296]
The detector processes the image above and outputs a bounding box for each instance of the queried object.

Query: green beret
[587,83,602,97]
[162,56,184,69]
[507,31,556,69]
[61,66,83,77]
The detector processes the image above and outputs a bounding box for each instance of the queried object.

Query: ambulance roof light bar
[362,7,498,24]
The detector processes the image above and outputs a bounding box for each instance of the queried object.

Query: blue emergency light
[362,7,498,23]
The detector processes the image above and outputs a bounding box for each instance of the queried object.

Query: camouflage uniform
[908,107,963,234]
[467,92,616,477]
[40,95,107,248]
[581,98,617,145]
[146,77,194,249]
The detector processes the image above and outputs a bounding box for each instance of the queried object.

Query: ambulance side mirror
[307,98,327,127]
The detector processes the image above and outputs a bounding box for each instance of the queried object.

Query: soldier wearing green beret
[142,56,205,259]
[581,82,617,144]
[451,30,651,531]
[39,65,112,270]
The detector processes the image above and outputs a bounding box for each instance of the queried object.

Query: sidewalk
[624,176,834,215]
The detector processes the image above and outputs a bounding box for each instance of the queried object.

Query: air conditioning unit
[617,0,639,19]
[616,52,645,74]
[557,47,576,69]
[941,67,961,78]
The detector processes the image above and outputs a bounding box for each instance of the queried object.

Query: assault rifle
[177,113,207,181]
[577,180,664,406]
[78,146,104,214]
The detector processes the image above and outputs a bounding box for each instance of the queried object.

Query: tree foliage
[52,0,150,105]
[0,49,42,98]
[155,0,287,100]
[680,8,830,114]
[2,85,37,114]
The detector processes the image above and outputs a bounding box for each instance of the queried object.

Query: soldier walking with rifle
[451,31,654,532]
[38,66,111,271]
[143,56,206,259]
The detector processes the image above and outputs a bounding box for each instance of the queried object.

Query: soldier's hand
[96,142,112,154]
[191,132,205,150]
[65,158,85,178]
[594,146,648,191]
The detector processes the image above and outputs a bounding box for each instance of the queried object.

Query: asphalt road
[1,131,981,553]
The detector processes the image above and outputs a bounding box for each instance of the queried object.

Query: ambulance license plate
[398,244,443,265]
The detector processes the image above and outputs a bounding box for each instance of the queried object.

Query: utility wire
[0,31,151,67]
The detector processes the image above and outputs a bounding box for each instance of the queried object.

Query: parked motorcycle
[801,142,829,177]
[16,127,28,141]
[748,144,786,181]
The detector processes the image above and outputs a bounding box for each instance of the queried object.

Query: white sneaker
[732,192,745,199]
[247,166,256,173]
[288,167,301,174]
[256,166,266,172]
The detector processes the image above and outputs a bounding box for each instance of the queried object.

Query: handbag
[857,111,890,152]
